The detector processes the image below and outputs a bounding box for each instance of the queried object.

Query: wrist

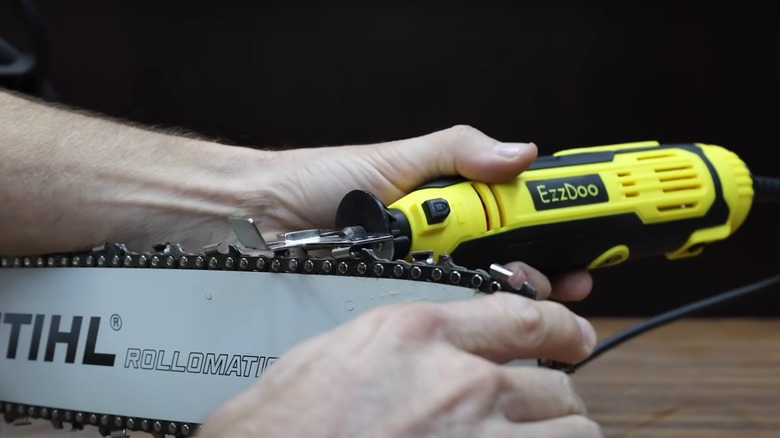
[106,135,279,252]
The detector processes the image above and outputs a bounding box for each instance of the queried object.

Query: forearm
[0,90,275,255]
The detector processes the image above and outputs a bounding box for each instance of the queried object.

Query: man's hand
[200,292,602,438]
[244,125,591,302]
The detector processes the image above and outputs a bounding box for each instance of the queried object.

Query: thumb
[375,125,538,189]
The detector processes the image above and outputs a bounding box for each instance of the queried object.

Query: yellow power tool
[335,141,755,274]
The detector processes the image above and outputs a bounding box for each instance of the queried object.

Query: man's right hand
[200,292,602,438]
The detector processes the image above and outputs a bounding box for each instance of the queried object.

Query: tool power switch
[422,198,450,225]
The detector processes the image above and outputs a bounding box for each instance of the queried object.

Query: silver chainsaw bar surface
[0,241,535,437]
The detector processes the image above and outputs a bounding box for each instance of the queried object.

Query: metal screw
[373,264,384,276]
[75,412,83,423]
[287,259,298,271]
[450,271,461,284]
[140,419,150,430]
[208,257,218,269]
[23,257,31,267]
[179,256,188,267]
[151,256,160,267]
[225,257,234,268]
[181,423,191,435]
[89,414,97,424]
[168,422,178,434]
[338,262,349,274]
[410,266,422,279]
[431,268,443,281]
[357,262,367,275]
[101,415,109,426]
[304,260,315,272]
[471,275,484,288]
[85,255,94,265]
[271,259,281,271]
[126,418,135,429]
[239,258,248,269]
[124,255,133,266]
[153,421,162,432]
[41,408,49,418]
[256,258,266,270]
[195,256,205,268]
[111,255,120,266]
[166,256,175,267]
[393,265,404,277]
[322,260,332,273]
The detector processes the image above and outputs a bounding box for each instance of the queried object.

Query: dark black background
[2,0,778,316]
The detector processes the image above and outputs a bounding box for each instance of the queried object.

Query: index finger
[439,292,597,364]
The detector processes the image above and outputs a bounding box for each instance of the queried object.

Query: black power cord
[753,175,780,204]
[557,273,780,373]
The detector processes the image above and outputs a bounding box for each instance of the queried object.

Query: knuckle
[501,296,545,347]
[547,370,586,415]
[446,124,483,141]
[365,302,447,341]
[556,371,577,394]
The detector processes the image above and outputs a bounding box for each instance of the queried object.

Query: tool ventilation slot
[616,154,704,210]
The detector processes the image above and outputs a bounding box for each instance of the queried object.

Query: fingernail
[508,269,528,290]
[576,316,597,352]
[493,142,534,158]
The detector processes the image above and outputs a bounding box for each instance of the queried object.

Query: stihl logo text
[0,313,115,366]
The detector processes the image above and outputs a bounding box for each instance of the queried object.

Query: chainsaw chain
[0,242,535,437]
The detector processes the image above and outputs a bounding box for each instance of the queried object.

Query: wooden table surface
[2,318,779,437]
[573,318,780,438]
